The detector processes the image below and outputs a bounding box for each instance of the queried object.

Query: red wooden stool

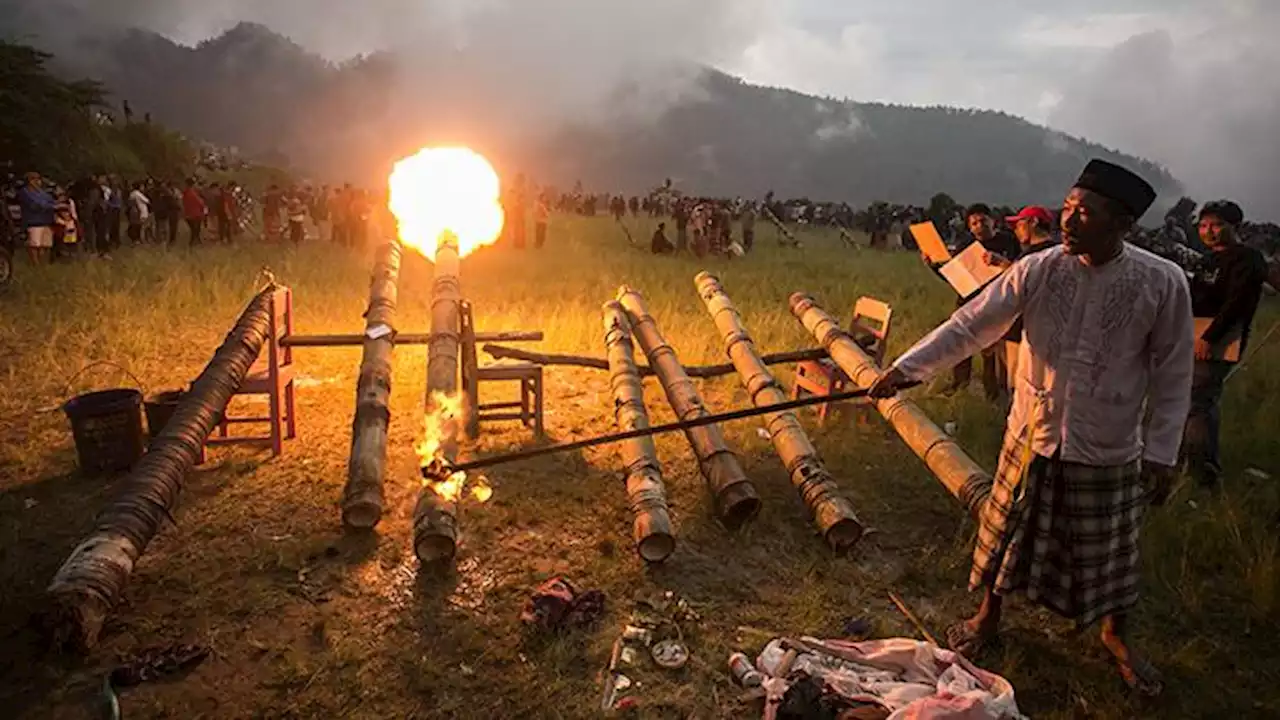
[791,296,893,425]
[208,286,297,456]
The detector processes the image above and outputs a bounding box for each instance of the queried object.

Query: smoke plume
[1049,3,1280,220]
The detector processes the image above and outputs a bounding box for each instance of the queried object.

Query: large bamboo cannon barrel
[414,233,463,563]
[616,285,761,530]
[603,301,676,562]
[696,273,863,549]
[43,285,278,651]
[789,293,991,516]
[342,240,403,529]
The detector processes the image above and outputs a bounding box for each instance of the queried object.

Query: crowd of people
[2,172,385,271]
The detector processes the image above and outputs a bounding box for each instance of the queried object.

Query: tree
[0,40,197,182]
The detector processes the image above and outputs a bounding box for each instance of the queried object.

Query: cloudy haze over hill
[3,0,1277,217]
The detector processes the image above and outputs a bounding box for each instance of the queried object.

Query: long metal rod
[436,383,917,476]
[282,330,543,347]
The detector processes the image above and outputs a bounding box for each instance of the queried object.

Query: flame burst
[389,146,505,261]
[415,393,492,505]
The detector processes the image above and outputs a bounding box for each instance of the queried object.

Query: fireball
[389,147,505,261]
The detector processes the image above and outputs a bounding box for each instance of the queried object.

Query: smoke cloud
[1048,3,1280,221]
[3,0,768,128]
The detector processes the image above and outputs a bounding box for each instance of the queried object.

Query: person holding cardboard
[918,204,1020,401]
[1184,200,1268,486]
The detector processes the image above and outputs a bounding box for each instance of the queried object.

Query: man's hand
[1194,338,1213,361]
[868,367,911,399]
[1143,462,1176,506]
[983,251,1011,268]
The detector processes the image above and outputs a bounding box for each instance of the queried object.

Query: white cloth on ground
[757,637,1025,720]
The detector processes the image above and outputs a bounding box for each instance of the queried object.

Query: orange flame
[389,147,505,261]
[415,392,492,504]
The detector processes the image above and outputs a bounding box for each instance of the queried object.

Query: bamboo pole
[282,330,542,347]
[616,285,761,530]
[43,286,277,651]
[789,293,991,516]
[414,233,463,563]
[342,241,403,530]
[603,301,676,562]
[482,343,830,378]
[695,273,863,549]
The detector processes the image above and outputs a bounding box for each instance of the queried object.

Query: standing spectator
[312,185,331,242]
[182,178,207,246]
[105,176,124,253]
[286,190,307,246]
[53,185,80,259]
[740,202,757,253]
[17,172,57,265]
[263,184,283,242]
[212,182,236,244]
[88,175,109,257]
[1185,200,1269,486]
[534,195,549,249]
[127,181,150,245]
[153,180,173,245]
[332,185,351,247]
[674,200,689,253]
[924,204,1020,401]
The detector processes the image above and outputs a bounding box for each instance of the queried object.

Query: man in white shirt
[869,159,1194,696]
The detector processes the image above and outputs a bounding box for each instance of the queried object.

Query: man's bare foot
[946,616,997,657]
[1101,626,1163,697]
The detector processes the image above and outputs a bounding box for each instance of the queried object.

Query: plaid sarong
[970,429,1147,626]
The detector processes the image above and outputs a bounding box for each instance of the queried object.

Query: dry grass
[1,216,1278,719]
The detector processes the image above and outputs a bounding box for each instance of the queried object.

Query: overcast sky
[9,0,1278,218]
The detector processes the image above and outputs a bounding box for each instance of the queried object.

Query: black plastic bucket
[144,389,185,439]
[64,388,146,475]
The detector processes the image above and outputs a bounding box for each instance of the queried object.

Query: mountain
[2,20,1181,212]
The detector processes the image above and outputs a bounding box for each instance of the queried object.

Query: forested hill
[3,18,1180,210]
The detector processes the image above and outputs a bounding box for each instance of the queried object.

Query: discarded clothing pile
[757,637,1025,720]
[519,576,606,632]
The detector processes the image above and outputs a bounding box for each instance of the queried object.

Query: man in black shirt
[1184,200,1268,486]
[929,203,1020,400]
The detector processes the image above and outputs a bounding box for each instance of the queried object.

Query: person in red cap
[869,159,1193,696]
[987,206,1060,386]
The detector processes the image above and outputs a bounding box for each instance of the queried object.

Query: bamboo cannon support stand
[789,293,991,516]
[617,285,761,530]
[696,273,864,549]
[603,301,676,562]
[342,240,403,529]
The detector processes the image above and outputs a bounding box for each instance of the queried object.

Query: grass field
[1,215,1278,719]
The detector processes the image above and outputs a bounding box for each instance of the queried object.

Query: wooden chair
[208,286,297,456]
[791,296,893,425]
[460,301,544,439]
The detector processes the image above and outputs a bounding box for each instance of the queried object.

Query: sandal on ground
[945,621,993,657]
[1117,654,1164,698]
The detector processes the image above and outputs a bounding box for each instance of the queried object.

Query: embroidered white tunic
[893,244,1195,467]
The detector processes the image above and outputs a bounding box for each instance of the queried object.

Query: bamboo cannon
[789,293,991,516]
[695,273,863,549]
[603,301,676,562]
[616,285,761,530]
[342,241,403,529]
[413,233,464,563]
[482,343,830,379]
[43,286,277,651]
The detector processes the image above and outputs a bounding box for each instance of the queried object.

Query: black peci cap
[1073,159,1157,218]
